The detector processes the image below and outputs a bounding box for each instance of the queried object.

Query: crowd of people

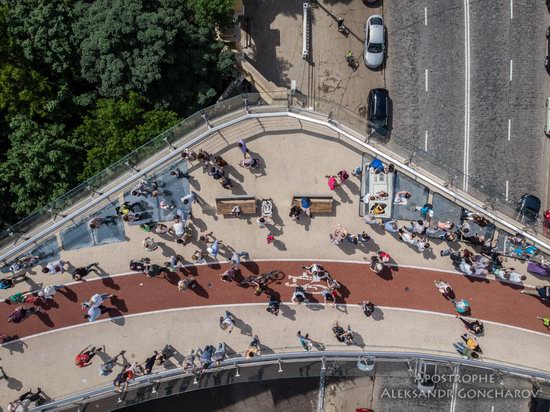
[1,140,550,408]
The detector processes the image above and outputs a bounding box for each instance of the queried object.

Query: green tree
[0,115,84,216]
[188,0,234,27]
[6,0,78,75]
[0,64,54,118]
[74,93,179,180]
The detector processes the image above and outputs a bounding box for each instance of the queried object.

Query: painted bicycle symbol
[284,272,329,295]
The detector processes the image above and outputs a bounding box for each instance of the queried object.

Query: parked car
[368,88,389,136]
[517,194,541,223]
[362,0,379,5]
[364,15,385,69]
[545,26,550,70]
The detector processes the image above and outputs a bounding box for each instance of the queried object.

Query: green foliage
[6,0,78,75]
[75,93,179,180]
[0,0,236,225]
[0,115,84,215]
[188,0,235,27]
[0,64,54,118]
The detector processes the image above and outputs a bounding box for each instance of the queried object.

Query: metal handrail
[30,350,550,411]
[2,93,549,265]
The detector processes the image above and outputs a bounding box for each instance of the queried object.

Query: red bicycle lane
[0,261,549,341]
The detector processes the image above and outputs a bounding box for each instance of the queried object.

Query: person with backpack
[291,285,307,304]
[266,295,280,316]
[358,301,376,317]
[296,331,313,351]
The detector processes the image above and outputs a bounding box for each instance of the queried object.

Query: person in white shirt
[38,285,58,300]
[415,239,430,253]
[41,259,66,274]
[393,191,411,205]
[398,228,416,245]
[172,220,185,237]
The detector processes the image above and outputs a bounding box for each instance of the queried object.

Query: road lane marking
[425,131,428,151]
[491,406,495,412]
[425,69,428,91]
[425,7,428,25]
[508,119,511,141]
[506,180,509,201]
[510,59,513,81]
[510,0,513,19]
[463,0,471,192]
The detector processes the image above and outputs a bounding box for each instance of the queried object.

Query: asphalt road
[385,0,550,211]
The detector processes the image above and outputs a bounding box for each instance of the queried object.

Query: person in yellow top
[461,333,482,353]
[537,316,550,330]
[370,203,386,215]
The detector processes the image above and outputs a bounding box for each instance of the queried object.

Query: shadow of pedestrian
[377,266,393,280]
[273,239,287,251]
[110,296,128,312]
[158,242,177,258]
[35,310,54,327]
[310,338,325,352]
[225,164,245,183]
[163,270,181,286]
[36,298,59,310]
[280,304,296,320]
[371,307,384,321]
[233,316,253,337]
[6,375,23,391]
[2,336,27,354]
[334,186,352,204]
[97,272,120,291]
[57,286,78,302]
[241,261,259,275]
[191,282,209,298]
[164,344,184,366]
[108,310,125,326]
[352,331,366,349]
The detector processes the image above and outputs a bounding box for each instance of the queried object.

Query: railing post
[201,111,212,129]
[163,136,176,151]
[278,359,283,373]
[86,184,102,198]
[124,161,140,174]
[46,205,67,222]
[243,94,249,114]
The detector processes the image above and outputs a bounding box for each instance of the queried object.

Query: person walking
[41,259,68,274]
[142,350,167,375]
[521,286,550,301]
[212,342,227,366]
[358,301,376,317]
[266,295,280,316]
[244,335,261,359]
[456,316,484,335]
[229,251,248,268]
[219,176,233,189]
[219,311,235,333]
[75,345,104,368]
[142,236,158,251]
[71,263,100,281]
[297,331,313,351]
[291,285,307,304]
[237,139,249,157]
[208,240,222,258]
[98,351,126,376]
[434,280,455,301]
[7,306,40,323]
[181,191,201,206]
[82,293,115,309]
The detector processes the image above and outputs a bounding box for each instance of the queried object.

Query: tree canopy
[0,0,236,228]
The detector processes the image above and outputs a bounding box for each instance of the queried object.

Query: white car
[364,15,385,68]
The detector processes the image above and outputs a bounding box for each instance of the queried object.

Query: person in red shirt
[377,250,391,263]
[75,345,103,368]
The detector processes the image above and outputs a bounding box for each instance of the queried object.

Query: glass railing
[1,91,548,263]
[29,351,550,412]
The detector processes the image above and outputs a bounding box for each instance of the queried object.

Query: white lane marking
[510,0,513,19]
[508,119,511,141]
[425,131,428,151]
[450,364,460,412]
[425,7,428,25]
[463,0,471,192]
[425,69,428,92]
[7,303,550,346]
[505,180,509,202]
[510,59,513,81]
[491,406,495,412]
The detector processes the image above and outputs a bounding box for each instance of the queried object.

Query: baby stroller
[261,199,273,218]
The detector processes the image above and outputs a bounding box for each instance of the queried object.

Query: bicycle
[239,270,284,287]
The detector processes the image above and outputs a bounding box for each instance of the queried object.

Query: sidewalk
[1,303,549,404]
[1,117,543,300]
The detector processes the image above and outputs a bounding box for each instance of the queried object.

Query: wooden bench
[216,196,257,216]
[292,195,334,214]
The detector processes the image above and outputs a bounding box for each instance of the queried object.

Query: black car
[368,88,389,136]
[517,194,541,222]
[546,26,550,69]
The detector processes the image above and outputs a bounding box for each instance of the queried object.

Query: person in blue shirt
[368,158,385,173]
[301,197,312,216]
